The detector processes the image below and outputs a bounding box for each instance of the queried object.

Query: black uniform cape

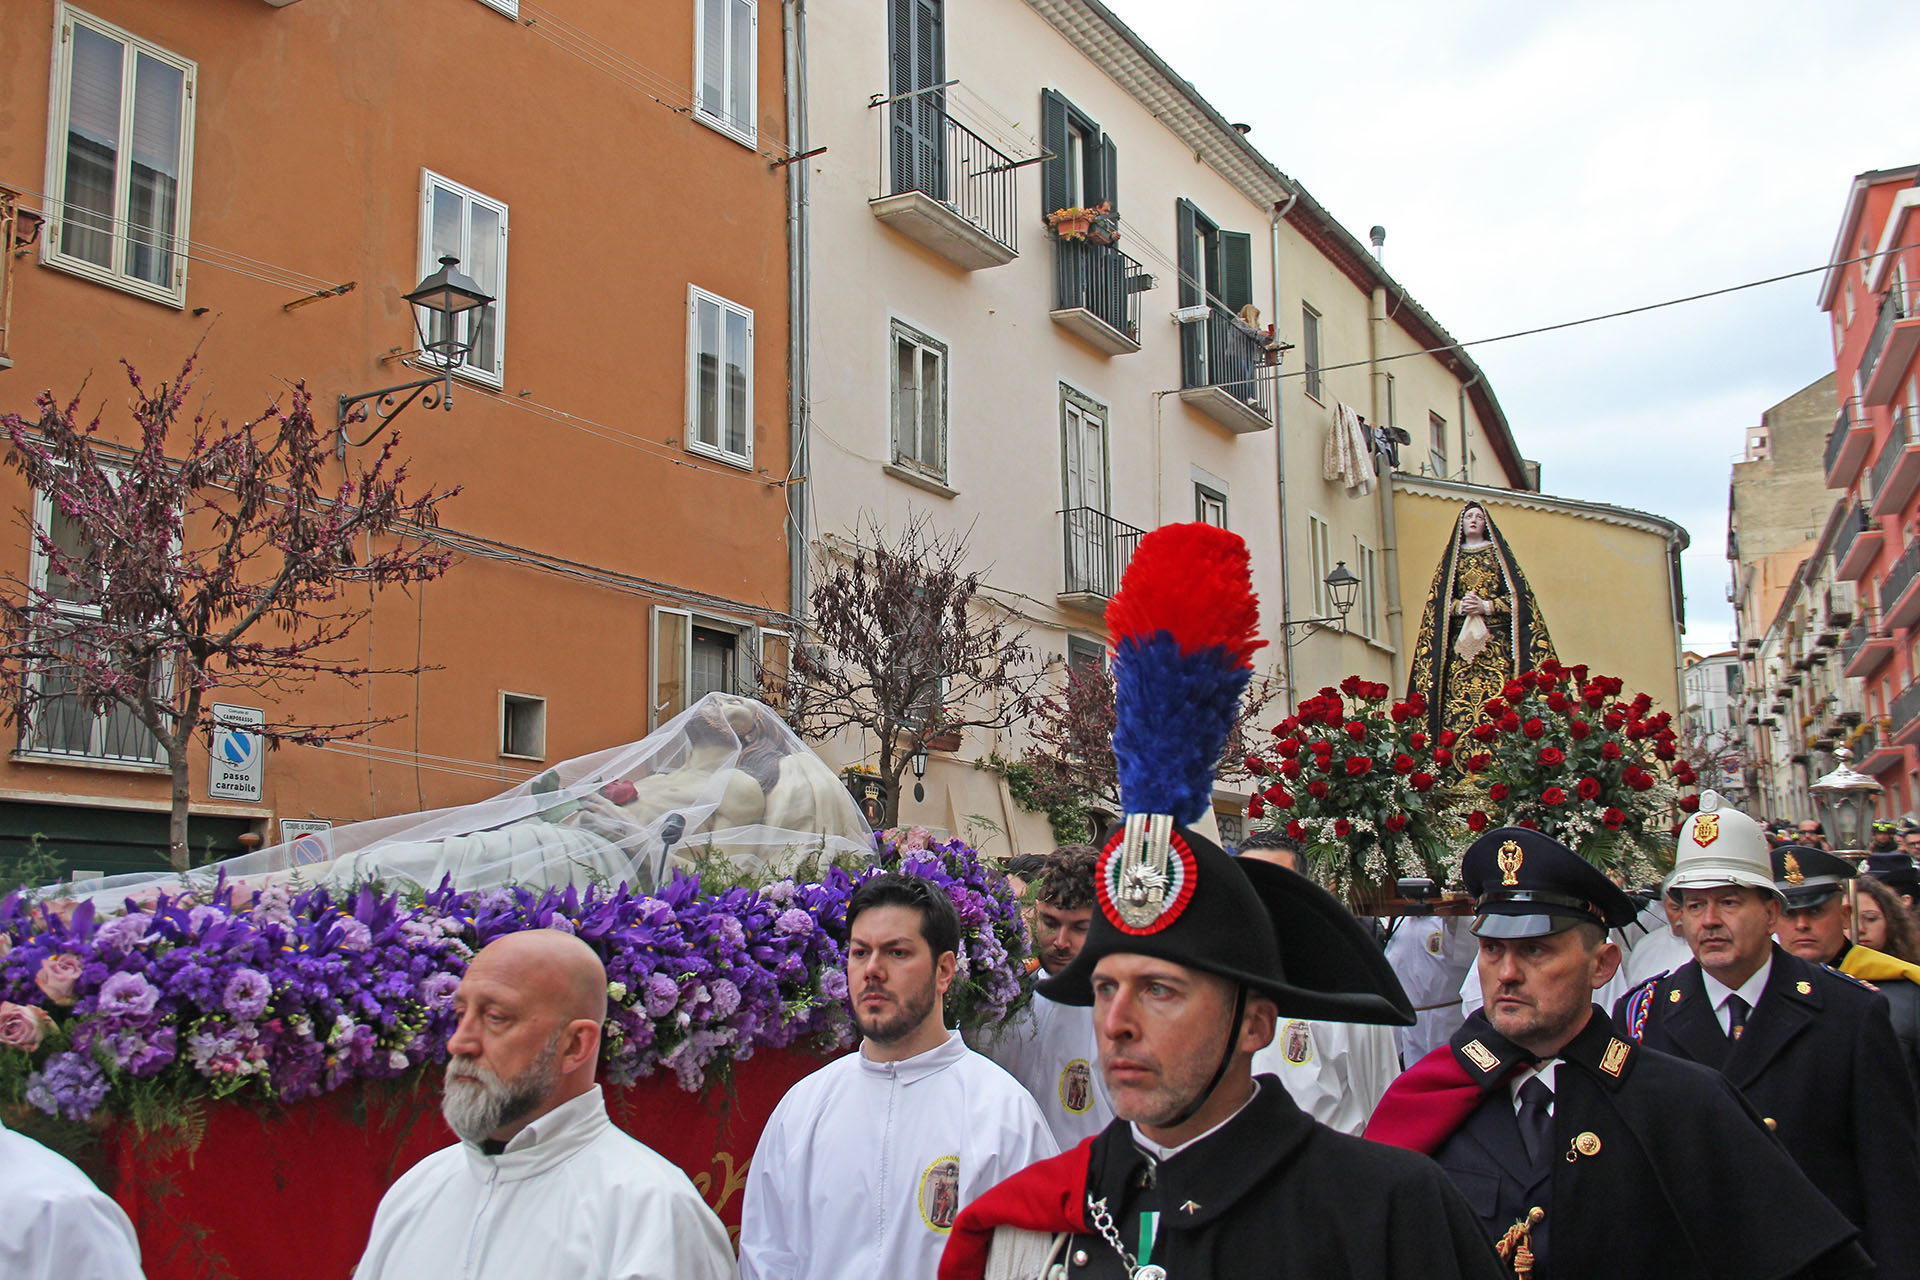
[1616,945,1920,1275]
[942,1077,1501,1279]
[1376,1006,1866,1280]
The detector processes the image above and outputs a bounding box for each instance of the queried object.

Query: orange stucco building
[0,0,793,874]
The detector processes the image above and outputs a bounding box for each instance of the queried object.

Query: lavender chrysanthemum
[223,969,271,1021]
[97,971,159,1019]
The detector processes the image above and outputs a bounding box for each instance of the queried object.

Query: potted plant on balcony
[1087,206,1120,246]
[1045,201,1109,241]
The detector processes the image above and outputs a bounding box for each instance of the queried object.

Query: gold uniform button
[1764,1117,1778,1131]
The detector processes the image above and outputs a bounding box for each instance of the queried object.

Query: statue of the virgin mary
[1407,501,1556,744]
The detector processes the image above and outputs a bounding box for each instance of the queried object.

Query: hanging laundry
[1323,401,1377,497]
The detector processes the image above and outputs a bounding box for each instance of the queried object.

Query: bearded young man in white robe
[0,1114,145,1280]
[357,929,735,1280]
[969,845,1116,1148]
[739,873,1056,1280]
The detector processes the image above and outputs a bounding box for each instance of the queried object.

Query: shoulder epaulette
[1822,963,1879,992]
[1621,972,1667,1042]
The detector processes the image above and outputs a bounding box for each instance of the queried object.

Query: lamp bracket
[337,370,450,455]
[1279,615,1350,649]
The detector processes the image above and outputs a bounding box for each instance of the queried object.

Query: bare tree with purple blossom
[0,351,457,870]
[760,516,1043,829]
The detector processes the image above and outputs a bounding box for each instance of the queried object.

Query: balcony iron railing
[1837,503,1874,567]
[1871,410,1914,500]
[1862,283,1917,390]
[1826,400,1854,477]
[1882,537,1920,617]
[1052,238,1149,343]
[1179,301,1277,423]
[1893,678,1920,741]
[1842,618,1870,667]
[884,97,1018,255]
[1857,723,1881,763]
[1060,507,1146,601]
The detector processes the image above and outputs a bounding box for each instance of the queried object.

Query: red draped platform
[106,1049,829,1280]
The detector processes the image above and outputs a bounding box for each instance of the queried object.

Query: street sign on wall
[207,704,265,802]
[280,818,333,865]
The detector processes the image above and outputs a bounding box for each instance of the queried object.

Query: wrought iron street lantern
[1282,561,1363,647]
[910,740,930,803]
[1809,747,1883,854]
[337,256,494,455]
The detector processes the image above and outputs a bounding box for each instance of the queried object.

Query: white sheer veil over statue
[60,693,874,904]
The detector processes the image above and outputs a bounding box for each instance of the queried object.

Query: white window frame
[890,319,948,482]
[1353,536,1380,641]
[418,170,508,389]
[693,0,758,147]
[474,0,519,15]
[21,484,167,766]
[42,6,196,307]
[649,605,782,730]
[1428,411,1448,478]
[1066,634,1105,672]
[1306,510,1332,617]
[1195,481,1228,528]
[498,691,546,761]
[685,285,755,468]
[1301,304,1323,402]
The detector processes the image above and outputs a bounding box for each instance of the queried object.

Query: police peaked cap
[1462,826,1637,939]
[1770,843,1856,909]
[1037,823,1414,1026]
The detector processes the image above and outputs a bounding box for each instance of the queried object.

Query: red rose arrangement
[1245,676,1450,902]
[1464,661,1699,879]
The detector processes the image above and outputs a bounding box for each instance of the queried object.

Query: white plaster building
[789,0,1534,851]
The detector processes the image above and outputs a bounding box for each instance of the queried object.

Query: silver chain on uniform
[1086,1197,1139,1275]
[1085,1197,1170,1279]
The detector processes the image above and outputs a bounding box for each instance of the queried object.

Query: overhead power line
[1273,242,1918,382]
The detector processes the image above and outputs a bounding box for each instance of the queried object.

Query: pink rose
[0,1001,54,1051]
[35,953,83,1006]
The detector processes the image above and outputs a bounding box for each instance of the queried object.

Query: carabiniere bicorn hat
[1462,826,1637,939]
[1037,523,1413,1029]
[1770,843,1856,910]
[1664,790,1783,901]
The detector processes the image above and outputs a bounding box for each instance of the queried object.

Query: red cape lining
[939,1139,1095,1280]
[1363,1044,1486,1155]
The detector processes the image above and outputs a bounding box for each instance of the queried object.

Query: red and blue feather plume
[1104,523,1265,827]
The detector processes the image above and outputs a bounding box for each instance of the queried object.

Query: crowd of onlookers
[1760,818,1920,962]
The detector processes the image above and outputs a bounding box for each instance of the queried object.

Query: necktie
[1725,994,1750,1042]
[1516,1077,1554,1167]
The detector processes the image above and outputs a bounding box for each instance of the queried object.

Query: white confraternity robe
[739,1029,1057,1280]
[0,1116,144,1280]
[1251,1016,1401,1135]
[970,992,1114,1148]
[356,1085,735,1280]
[1384,915,1475,1065]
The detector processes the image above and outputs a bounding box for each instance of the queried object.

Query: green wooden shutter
[888,0,945,198]
[1220,231,1253,313]
[1176,199,1203,386]
[1040,89,1069,217]
[1176,199,1200,307]
[1096,134,1118,215]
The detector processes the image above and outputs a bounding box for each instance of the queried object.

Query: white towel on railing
[1323,402,1377,497]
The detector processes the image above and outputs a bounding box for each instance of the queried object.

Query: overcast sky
[1102,0,1920,651]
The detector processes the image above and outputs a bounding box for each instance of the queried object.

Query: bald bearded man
[357,929,736,1279]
